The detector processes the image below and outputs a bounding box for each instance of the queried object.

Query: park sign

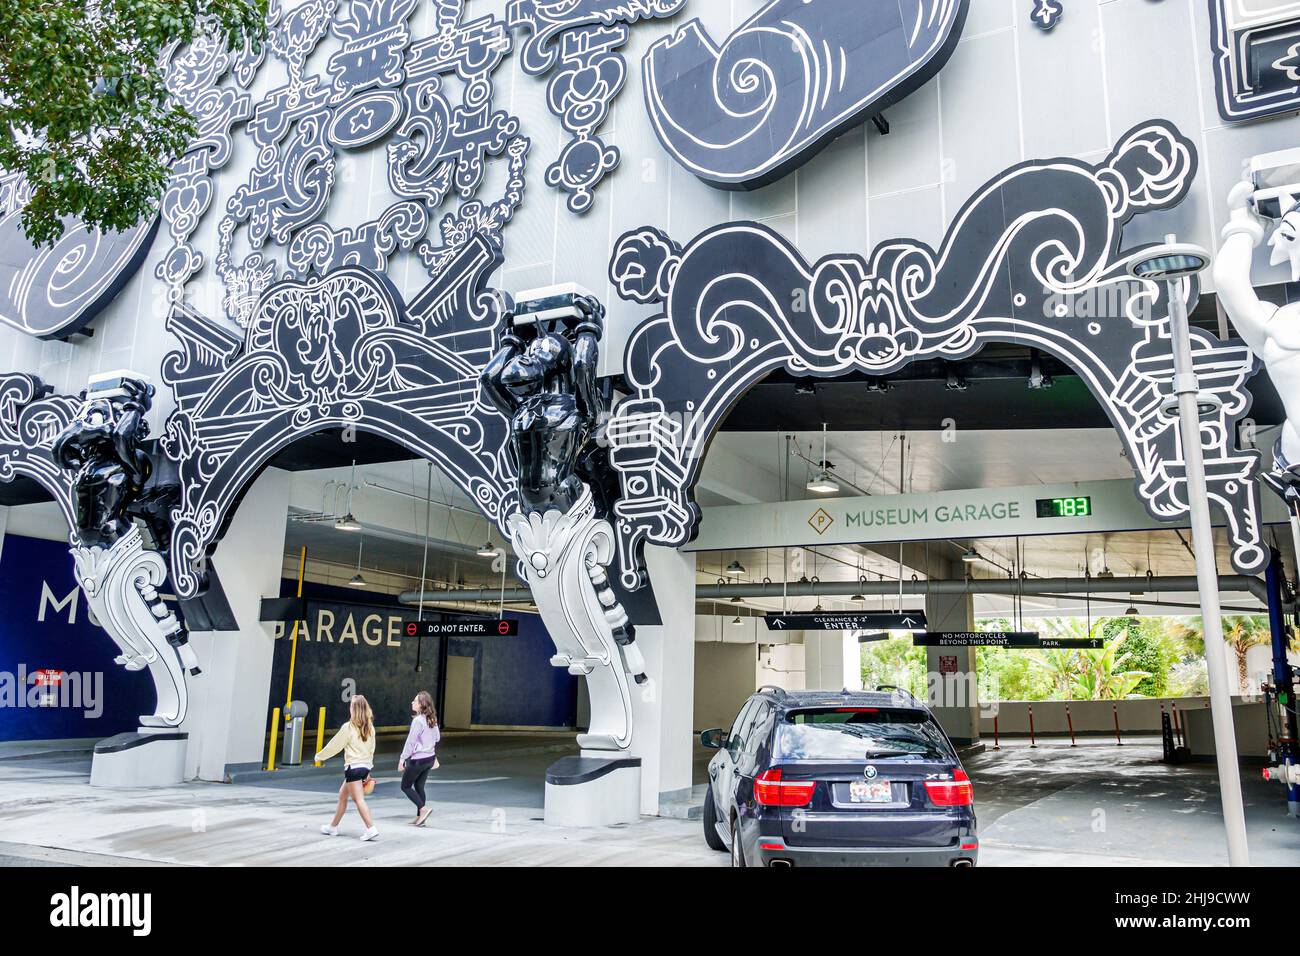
[910,632,1102,649]
[765,611,927,632]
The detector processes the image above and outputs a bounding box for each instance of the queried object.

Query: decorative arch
[161,235,517,599]
[0,373,79,531]
[605,119,1269,586]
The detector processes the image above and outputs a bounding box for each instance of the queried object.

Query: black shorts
[344,766,370,783]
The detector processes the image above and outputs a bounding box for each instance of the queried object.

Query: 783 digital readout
[1036,496,1091,518]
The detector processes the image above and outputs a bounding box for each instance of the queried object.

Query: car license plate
[848,779,892,803]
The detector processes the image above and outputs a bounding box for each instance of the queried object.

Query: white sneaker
[320,824,339,836]
[360,827,379,842]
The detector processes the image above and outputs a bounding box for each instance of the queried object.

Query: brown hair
[414,690,438,729]
[349,695,374,742]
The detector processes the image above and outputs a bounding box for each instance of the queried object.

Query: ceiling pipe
[399,573,1275,607]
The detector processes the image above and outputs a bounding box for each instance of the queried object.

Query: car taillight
[754,768,816,807]
[924,768,973,807]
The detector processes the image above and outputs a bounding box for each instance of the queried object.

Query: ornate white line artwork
[607,120,1269,586]
[160,242,517,600]
[1208,0,1300,123]
[508,0,688,214]
[642,0,969,190]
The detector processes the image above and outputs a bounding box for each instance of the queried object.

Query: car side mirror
[700,728,726,750]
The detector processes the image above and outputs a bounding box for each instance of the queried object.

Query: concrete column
[803,631,863,691]
[182,468,291,781]
[628,544,696,816]
[923,589,980,744]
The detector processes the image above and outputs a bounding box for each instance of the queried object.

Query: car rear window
[775,708,953,761]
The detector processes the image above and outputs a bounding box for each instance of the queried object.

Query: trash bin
[282,700,309,766]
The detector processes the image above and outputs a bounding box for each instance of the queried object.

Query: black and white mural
[160,237,516,600]
[1209,0,1300,123]
[509,0,687,214]
[642,0,969,190]
[2,0,685,344]
[606,119,1270,584]
[208,0,528,328]
[0,18,267,339]
[0,373,79,528]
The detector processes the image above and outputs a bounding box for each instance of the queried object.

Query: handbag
[363,775,376,796]
[432,757,440,770]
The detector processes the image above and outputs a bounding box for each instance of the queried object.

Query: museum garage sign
[689,478,1291,552]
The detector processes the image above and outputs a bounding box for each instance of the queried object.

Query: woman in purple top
[398,691,441,826]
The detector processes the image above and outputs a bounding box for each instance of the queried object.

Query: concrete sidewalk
[0,734,1295,866]
[0,733,722,866]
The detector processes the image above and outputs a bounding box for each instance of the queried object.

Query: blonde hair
[349,695,374,742]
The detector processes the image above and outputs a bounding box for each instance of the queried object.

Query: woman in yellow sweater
[315,695,380,841]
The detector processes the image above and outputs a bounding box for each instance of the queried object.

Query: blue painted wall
[269,581,576,731]
[0,533,154,740]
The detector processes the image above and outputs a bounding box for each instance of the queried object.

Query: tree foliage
[0,0,267,245]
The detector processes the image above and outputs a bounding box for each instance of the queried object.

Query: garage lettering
[933,501,1020,523]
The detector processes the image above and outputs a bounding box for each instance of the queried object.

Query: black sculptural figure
[52,376,155,548]
[480,294,607,516]
[481,294,644,686]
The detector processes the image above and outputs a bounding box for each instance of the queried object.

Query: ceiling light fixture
[806,470,839,494]
[348,527,367,589]
[961,548,981,564]
[806,423,839,494]
[336,459,362,531]
[726,559,747,578]
[476,541,497,558]
[731,615,745,627]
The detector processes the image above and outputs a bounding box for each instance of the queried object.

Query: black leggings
[401,756,436,810]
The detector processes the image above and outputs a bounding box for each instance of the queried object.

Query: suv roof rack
[756,685,788,698]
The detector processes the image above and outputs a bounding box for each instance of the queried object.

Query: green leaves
[0,0,268,245]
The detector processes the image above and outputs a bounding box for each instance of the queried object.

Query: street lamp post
[1129,236,1250,867]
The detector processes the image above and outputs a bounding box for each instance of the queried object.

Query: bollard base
[90,730,187,788]
[543,755,641,828]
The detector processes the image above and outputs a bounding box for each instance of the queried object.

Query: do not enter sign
[403,618,520,637]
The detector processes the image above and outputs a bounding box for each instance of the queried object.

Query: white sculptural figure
[507,485,645,751]
[70,524,195,727]
[1214,178,1300,494]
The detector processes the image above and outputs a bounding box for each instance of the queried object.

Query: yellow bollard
[266,706,280,772]
[314,706,326,767]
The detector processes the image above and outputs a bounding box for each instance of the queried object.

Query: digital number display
[1036,496,1091,518]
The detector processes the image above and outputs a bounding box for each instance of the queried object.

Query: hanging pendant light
[348,529,368,588]
[806,423,839,494]
[335,459,362,531]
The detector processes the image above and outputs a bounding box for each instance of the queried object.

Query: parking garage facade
[0,0,1298,870]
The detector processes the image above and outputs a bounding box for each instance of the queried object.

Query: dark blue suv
[700,687,978,867]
